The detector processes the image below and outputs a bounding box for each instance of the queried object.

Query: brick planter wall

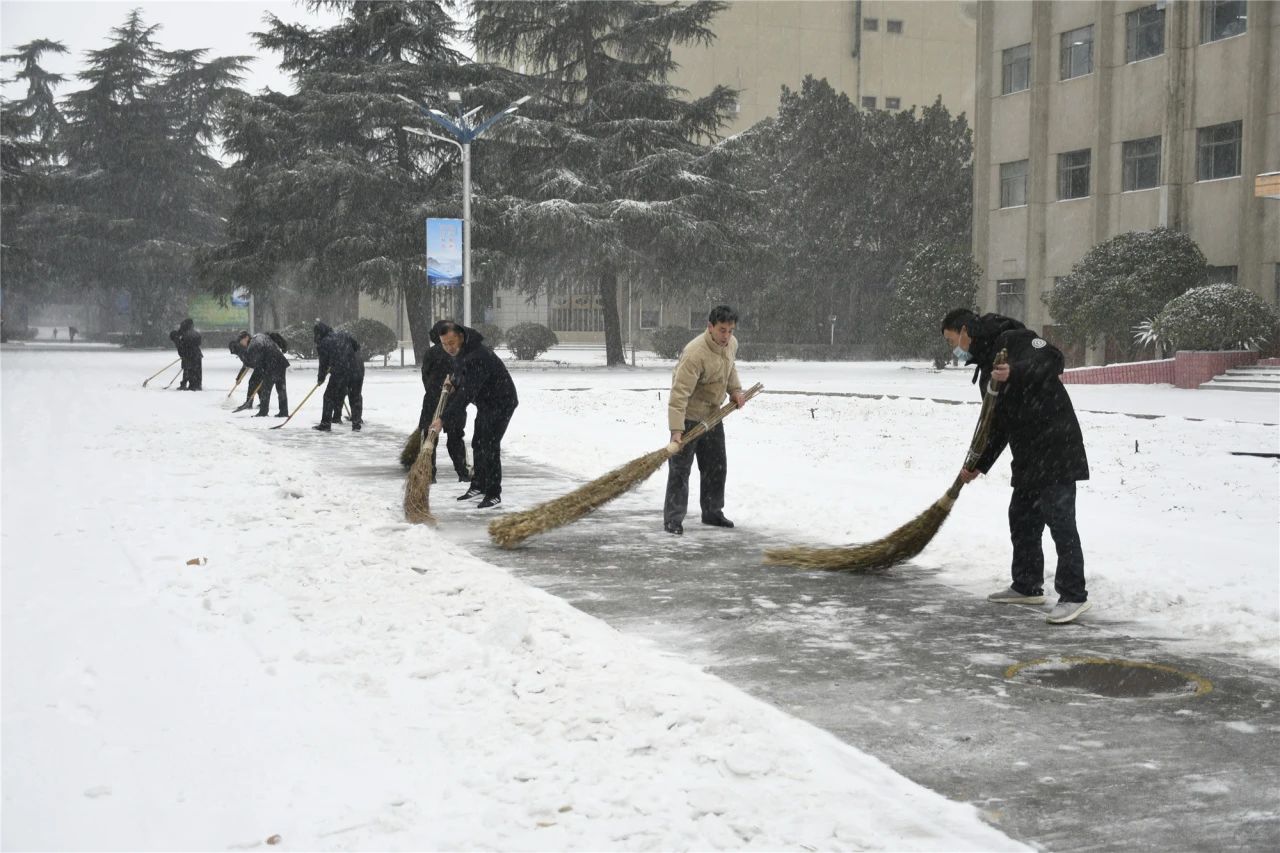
[1061,351,1260,388]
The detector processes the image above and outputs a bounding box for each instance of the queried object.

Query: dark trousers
[181,359,202,390]
[440,410,470,480]
[245,369,262,405]
[1009,481,1087,602]
[257,370,288,415]
[663,420,726,527]
[471,404,515,497]
[322,368,362,425]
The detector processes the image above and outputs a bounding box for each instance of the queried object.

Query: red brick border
[1062,351,1261,388]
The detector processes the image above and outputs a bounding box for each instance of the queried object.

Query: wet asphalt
[291,420,1279,852]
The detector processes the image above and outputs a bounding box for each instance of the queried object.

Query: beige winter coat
[668,330,742,431]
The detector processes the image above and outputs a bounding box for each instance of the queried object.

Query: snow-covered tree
[471,0,743,365]
[884,243,980,367]
[1152,284,1279,352]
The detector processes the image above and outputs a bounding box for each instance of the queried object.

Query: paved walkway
[306,422,1279,851]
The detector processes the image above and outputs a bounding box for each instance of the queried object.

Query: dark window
[997,279,1027,321]
[1002,43,1031,94]
[1206,265,1238,285]
[885,96,901,109]
[639,306,659,329]
[1197,121,1242,180]
[1060,25,1094,80]
[1122,136,1162,190]
[863,17,879,31]
[1058,149,1091,199]
[1000,160,1029,207]
[862,96,877,109]
[887,20,904,34]
[689,309,704,330]
[1202,0,1247,42]
[1126,5,1165,61]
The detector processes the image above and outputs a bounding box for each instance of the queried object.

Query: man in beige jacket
[664,305,748,534]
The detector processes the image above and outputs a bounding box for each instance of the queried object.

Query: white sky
[1,0,346,100]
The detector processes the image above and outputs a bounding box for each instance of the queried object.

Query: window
[1206,265,1238,285]
[887,20,904,34]
[689,309,704,330]
[862,96,877,109]
[1197,121,1242,180]
[1122,136,1162,191]
[1060,25,1094,80]
[863,17,879,31]
[997,279,1026,320]
[549,283,605,332]
[1002,43,1031,94]
[1058,149,1091,199]
[885,96,901,110]
[1201,0,1247,42]
[1000,160,1029,207]
[1126,5,1165,61]
[639,305,659,329]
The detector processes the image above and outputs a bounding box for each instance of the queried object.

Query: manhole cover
[1005,656,1212,699]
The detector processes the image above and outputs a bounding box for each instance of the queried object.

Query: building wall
[974,0,1280,354]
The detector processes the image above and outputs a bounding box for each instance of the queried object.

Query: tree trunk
[599,269,624,366]
[403,279,433,365]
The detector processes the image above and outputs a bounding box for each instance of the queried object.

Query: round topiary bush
[505,322,558,360]
[650,325,695,360]
[473,323,504,349]
[338,318,399,361]
[279,321,317,359]
[1152,284,1279,351]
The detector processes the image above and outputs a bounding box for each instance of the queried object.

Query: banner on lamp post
[426,218,463,288]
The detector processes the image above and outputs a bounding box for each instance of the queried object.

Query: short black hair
[940,308,977,333]
[708,305,738,325]
[436,321,463,338]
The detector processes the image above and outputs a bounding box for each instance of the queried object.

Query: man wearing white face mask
[940,308,1092,625]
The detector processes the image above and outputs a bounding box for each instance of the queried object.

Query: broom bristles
[400,430,423,468]
[763,494,956,572]
[488,447,671,549]
[403,433,437,525]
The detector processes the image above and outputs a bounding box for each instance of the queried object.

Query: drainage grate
[1005,656,1212,699]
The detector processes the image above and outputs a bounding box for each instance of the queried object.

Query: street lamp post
[399,92,530,327]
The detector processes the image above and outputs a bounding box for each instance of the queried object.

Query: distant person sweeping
[941,309,1092,625]
[235,331,290,417]
[168,318,203,391]
[663,305,747,535]
[313,322,363,432]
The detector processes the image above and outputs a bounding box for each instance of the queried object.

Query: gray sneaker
[987,585,1046,605]
[1046,600,1092,624]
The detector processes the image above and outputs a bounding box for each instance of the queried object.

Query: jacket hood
[456,325,483,351]
[967,313,1025,360]
[313,321,334,344]
[178,318,194,332]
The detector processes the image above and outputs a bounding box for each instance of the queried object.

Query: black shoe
[351,421,362,432]
[233,402,253,413]
[664,522,683,535]
[333,416,343,424]
[313,423,331,432]
[253,411,269,417]
[478,495,502,509]
[275,412,288,418]
[456,487,484,501]
[702,514,734,528]
[457,473,471,482]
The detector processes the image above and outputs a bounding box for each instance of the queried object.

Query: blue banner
[426,218,463,288]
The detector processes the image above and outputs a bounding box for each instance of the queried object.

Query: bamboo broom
[400,429,423,468]
[403,380,453,524]
[488,382,765,549]
[763,352,1008,572]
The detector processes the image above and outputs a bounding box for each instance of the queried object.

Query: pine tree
[471,0,743,365]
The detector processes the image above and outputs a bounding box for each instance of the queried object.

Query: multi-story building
[972,0,1278,361]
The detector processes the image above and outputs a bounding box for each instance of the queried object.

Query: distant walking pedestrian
[168,318,203,390]
[942,308,1092,625]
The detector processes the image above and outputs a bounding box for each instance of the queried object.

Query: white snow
[3,343,1277,849]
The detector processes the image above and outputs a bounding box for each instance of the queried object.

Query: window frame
[1000,159,1029,208]
[1001,43,1031,95]
[638,304,660,330]
[1201,0,1247,43]
[1205,265,1238,285]
[861,95,877,109]
[1059,24,1094,80]
[863,17,879,31]
[689,309,704,331]
[1122,136,1162,191]
[886,19,903,34]
[1125,5,1166,62]
[885,96,901,110]
[1196,121,1243,181]
[1057,149,1092,200]
[996,279,1027,321]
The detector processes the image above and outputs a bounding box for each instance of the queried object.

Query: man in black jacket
[313,322,364,431]
[942,309,1092,624]
[413,320,470,480]
[232,331,289,417]
[168,318,203,391]
[432,322,517,509]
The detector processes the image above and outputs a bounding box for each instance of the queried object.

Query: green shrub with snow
[650,325,694,360]
[1152,284,1278,351]
[885,243,980,367]
[505,322,558,360]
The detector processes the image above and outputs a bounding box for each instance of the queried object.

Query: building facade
[972,0,1279,358]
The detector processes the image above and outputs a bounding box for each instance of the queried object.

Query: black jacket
[169,319,202,362]
[968,314,1089,488]
[314,322,361,383]
[244,332,289,375]
[443,326,517,418]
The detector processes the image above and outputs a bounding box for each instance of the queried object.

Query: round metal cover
[1005,656,1212,699]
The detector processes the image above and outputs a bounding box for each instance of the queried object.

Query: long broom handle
[419,381,453,453]
[163,364,184,389]
[269,381,323,430]
[945,350,1009,500]
[226,365,249,398]
[142,356,182,387]
[673,382,765,450]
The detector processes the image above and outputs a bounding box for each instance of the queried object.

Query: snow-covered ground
[3,344,1277,850]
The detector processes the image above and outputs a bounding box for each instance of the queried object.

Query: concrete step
[1198,380,1280,392]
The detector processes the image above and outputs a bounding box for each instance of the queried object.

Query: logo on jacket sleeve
[1032,338,1047,349]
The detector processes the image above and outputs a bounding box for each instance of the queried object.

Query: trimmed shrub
[884,243,980,368]
[1152,284,1279,351]
[505,322,558,360]
[338,318,398,360]
[280,321,318,359]
[650,325,695,359]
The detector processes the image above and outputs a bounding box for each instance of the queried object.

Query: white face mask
[953,346,971,363]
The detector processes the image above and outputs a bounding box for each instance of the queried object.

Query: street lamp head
[447,91,462,103]
[514,95,532,106]
[394,94,420,107]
